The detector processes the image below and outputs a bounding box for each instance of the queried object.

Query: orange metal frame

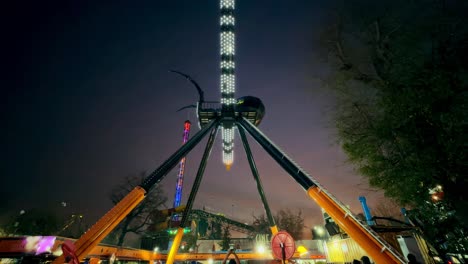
[307,186,403,264]
[48,152,405,264]
[51,187,146,264]
[0,236,327,262]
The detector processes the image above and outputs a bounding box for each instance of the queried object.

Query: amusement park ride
[172,119,191,223]
[2,1,410,263]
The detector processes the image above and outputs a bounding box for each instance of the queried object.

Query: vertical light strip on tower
[220,0,235,170]
[173,120,191,208]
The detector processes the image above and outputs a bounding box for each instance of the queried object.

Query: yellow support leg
[270,225,279,235]
[166,227,185,264]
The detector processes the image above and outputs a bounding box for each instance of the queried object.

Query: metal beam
[166,125,219,264]
[238,125,277,234]
[141,118,221,191]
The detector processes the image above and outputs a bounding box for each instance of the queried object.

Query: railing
[190,209,255,234]
[198,101,222,111]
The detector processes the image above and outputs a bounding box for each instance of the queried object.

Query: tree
[252,209,305,240]
[406,203,468,255]
[103,173,168,246]
[219,225,232,251]
[276,209,305,240]
[208,220,222,240]
[251,214,270,235]
[177,229,199,253]
[5,209,62,236]
[320,0,468,254]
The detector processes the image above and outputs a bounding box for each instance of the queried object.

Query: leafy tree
[103,173,168,246]
[252,209,305,240]
[251,214,270,235]
[181,230,199,253]
[219,225,232,251]
[320,0,467,254]
[208,220,222,239]
[407,203,468,255]
[276,209,305,239]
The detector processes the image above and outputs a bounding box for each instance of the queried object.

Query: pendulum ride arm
[52,118,221,264]
[167,125,219,264]
[236,117,406,264]
[238,126,278,235]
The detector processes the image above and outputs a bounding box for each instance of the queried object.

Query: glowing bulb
[256,245,266,254]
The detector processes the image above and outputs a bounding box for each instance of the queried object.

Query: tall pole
[220,0,236,170]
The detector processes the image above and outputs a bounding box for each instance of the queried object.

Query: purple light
[36,236,56,255]
[24,236,56,254]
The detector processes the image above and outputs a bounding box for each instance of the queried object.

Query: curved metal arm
[176,105,196,112]
[170,70,205,102]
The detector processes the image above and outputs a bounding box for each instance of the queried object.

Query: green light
[166,228,190,235]
[167,228,178,235]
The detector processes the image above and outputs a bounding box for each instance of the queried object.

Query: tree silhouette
[6,209,61,236]
[219,225,232,251]
[320,0,468,254]
[252,209,305,240]
[103,173,168,246]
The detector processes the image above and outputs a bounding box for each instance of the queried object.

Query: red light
[184,121,191,131]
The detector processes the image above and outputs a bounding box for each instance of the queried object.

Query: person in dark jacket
[407,253,422,264]
[360,255,371,264]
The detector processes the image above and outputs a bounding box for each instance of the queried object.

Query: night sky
[2,1,384,235]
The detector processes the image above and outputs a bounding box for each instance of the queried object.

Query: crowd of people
[223,247,422,264]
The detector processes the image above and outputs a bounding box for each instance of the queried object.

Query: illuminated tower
[173,120,191,208]
[220,0,236,170]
